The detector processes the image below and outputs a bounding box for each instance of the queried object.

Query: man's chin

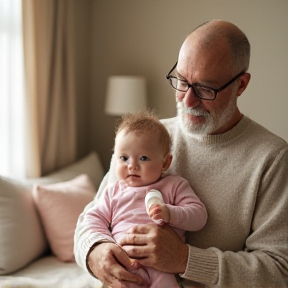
[180,114,209,135]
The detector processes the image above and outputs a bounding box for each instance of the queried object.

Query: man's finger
[120,223,158,246]
[122,244,151,259]
[88,243,143,285]
[119,234,147,246]
[108,245,143,283]
[126,223,155,234]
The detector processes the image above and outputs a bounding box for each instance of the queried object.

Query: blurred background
[1,0,287,176]
[79,0,288,170]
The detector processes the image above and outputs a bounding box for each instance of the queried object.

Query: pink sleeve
[166,177,208,232]
[83,184,115,240]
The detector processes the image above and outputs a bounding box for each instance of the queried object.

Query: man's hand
[87,242,143,287]
[119,223,188,274]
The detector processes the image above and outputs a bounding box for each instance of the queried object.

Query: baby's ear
[162,154,173,172]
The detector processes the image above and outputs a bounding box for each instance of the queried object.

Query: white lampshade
[105,76,147,116]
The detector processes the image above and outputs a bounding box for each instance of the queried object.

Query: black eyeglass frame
[166,61,246,101]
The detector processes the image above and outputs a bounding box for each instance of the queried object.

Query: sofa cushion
[32,175,95,262]
[24,151,104,189]
[0,255,103,287]
[0,151,104,275]
[0,176,48,275]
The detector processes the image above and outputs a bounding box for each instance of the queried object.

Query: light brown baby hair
[115,110,171,156]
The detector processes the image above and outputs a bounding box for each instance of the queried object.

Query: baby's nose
[128,160,138,171]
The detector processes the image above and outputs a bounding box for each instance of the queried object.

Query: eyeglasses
[166,62,246,101]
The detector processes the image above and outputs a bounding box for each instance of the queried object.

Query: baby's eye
[140,156,149,161]
[120,156,128,161]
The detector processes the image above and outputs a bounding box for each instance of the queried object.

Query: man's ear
[162,154,173,172]
[237,73,251,96]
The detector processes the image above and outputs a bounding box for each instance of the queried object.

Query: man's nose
[183,88,201,108]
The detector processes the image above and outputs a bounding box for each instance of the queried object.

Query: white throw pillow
[0,176,48,275]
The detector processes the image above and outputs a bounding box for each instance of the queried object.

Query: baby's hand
[148,204,170,223]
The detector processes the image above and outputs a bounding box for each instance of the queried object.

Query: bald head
[183,20,250,74]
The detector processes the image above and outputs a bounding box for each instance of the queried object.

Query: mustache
[178,102,209,117]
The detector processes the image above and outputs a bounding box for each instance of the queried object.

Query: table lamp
[105,76,147,116]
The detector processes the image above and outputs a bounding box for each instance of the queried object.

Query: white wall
[91,0,288,169]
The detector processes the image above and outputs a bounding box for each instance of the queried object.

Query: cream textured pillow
[32,174,95,262]
[25,151,104,189]
[0,176,48,275]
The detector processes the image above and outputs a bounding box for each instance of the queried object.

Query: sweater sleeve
[181,148,288,288]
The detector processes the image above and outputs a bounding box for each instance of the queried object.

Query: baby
[84,111,207,287]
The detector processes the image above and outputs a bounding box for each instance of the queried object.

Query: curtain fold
[22,0,77,177]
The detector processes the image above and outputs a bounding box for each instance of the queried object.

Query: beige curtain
[22,0,77,177]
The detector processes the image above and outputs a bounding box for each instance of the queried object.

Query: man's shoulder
[248,118,288,148]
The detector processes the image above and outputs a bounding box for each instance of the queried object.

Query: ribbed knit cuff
[79,233,115,273]
[180,245,219,285]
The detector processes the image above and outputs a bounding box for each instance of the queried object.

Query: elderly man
[74,20,288,288]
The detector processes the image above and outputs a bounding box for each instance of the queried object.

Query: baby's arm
[146,178,208,231]
[167,178,208,232]
[83,184,116,241]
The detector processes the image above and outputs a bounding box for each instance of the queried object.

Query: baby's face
[114,129,166,187]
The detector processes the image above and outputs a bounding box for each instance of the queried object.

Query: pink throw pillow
[32,174,95,262]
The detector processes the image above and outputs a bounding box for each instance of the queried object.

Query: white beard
[177,95,237,135]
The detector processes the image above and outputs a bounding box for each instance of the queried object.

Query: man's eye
[120,156,128,161]
[140,156,149,161]
[195,85,215,99]
[177,80,188,90]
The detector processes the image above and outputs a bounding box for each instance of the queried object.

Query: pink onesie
[84,175,207,287]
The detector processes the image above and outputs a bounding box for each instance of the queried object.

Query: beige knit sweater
[74,116,288,288]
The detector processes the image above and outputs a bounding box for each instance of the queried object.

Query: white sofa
[0,152,104,288]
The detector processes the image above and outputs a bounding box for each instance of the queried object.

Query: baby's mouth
[127,174,140,178]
